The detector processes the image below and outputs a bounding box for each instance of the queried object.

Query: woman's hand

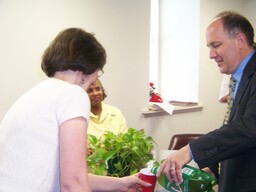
[119,173,152,192]
[89,173,151,192]
[86,148,93,156]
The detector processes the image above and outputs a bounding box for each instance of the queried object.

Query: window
[150,0,200,102]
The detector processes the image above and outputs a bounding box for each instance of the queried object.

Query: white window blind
[150,0,200,102]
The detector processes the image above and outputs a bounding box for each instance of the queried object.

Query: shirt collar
[232,50,256,82]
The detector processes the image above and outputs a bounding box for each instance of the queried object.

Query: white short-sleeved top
[0,78,90,192]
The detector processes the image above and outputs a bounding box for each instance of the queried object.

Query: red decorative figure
[149,82,163,103]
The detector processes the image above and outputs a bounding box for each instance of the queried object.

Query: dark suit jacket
[190,51,256,192]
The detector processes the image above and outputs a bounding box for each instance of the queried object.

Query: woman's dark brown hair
[41,28,106,77]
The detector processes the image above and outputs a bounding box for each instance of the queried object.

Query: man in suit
[156,11,256,192]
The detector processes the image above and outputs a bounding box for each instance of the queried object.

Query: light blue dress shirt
[233,50,256,98]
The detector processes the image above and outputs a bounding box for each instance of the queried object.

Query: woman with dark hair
[87,79,128,138]
[0,28,150,192]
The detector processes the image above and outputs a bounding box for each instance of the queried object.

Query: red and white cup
[139,168,156,192]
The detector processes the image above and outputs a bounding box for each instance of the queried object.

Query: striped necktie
[223,75,237,124]
[219,76,237,174]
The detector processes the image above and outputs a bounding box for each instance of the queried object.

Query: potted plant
[87,128,156,177]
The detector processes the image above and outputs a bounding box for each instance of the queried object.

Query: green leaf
[87,128,156,177]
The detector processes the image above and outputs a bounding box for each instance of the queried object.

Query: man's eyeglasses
[97,70,104,77]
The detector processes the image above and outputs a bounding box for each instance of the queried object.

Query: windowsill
[142,103,203,118]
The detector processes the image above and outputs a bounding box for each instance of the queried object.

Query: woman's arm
[60,116,151,192]
[60,116,91,192]
[88,173,151,192]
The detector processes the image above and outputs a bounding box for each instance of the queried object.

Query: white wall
[0,0,150,124]
[1,0,256,150]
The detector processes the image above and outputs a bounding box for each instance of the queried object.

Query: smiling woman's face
[87,79,104,108]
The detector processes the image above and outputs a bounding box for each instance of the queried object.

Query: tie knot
[230,75,236,83]
[229,76,236,89]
